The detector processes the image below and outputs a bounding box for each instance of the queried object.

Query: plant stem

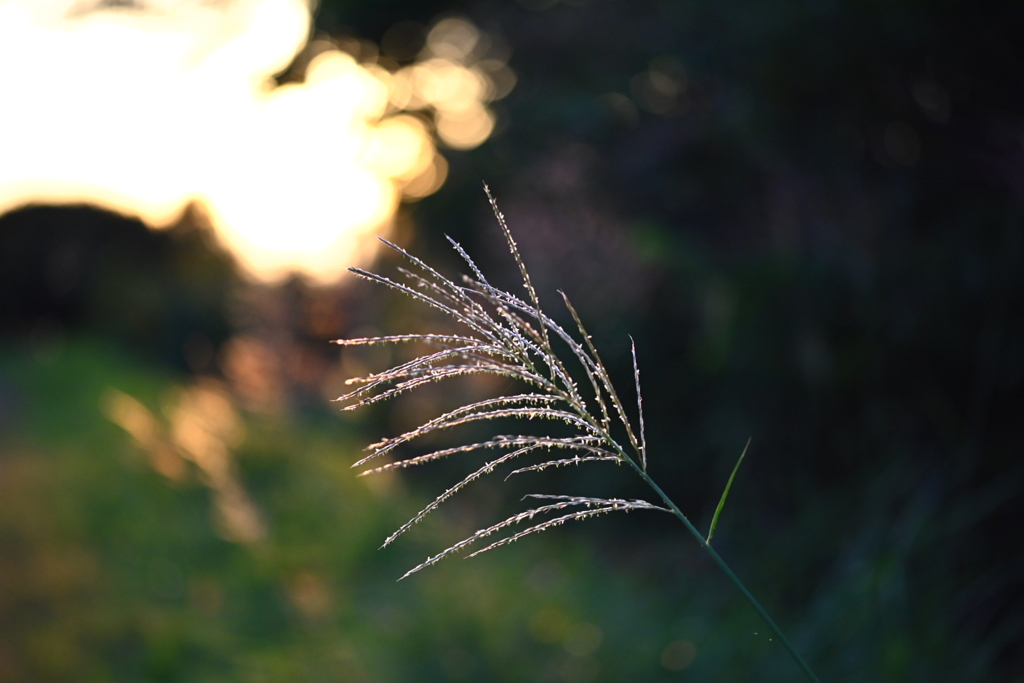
[633,466,822,683]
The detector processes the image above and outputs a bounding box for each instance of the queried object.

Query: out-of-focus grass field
[1,335,1003,682]
[0,338,767,682]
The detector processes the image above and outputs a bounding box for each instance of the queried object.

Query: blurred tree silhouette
[0,204,239,372]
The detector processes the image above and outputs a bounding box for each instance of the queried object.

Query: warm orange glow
[103,382,267,544]
[401,152,449,199]
[0,1,513,283]
[436,107,497,150]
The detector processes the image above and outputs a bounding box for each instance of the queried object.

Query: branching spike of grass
[337,189,822,683]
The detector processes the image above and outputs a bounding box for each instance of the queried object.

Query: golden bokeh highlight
[0,1,514,283]
[103,382,267,545]
[387,17,515,150]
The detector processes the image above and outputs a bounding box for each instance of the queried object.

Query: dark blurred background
[2,0,1022,681]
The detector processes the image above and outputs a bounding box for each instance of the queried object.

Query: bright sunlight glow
[0,1,513,283]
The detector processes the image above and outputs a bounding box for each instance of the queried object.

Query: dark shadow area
[0,204,238,372]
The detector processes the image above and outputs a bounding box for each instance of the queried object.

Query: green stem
[633,467,822,683]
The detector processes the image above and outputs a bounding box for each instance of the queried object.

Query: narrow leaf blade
[707,437,751,544]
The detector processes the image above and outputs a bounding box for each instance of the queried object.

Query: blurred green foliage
[0,339,813,682]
